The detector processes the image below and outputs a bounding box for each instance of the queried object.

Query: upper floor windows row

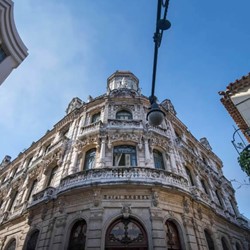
[81,146,166,170]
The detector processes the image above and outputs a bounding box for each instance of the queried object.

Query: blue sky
[0,0,249,218]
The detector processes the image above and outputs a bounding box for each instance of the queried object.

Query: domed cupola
[107,70,140,95]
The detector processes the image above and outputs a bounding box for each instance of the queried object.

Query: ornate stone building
[0,71,249,250]
[0,0,28,85]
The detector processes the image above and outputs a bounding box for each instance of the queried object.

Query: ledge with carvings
[27,167,189,207]
[58,167,189,194]
[107,119,143,130]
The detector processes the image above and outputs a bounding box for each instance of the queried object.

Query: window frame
[185,166,195,186]
[116,110,133,120]
[47,166,58,187]
[91,112,101,123]
[113,145,137,167]
[153,149,165,170]
[84,148,96,170]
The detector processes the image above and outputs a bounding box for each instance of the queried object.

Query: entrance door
[105,218,148,250]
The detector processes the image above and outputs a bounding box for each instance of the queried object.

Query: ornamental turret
[107,70,140,95]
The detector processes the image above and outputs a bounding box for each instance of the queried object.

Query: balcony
[80,120,103,137]
[58,167,189,194]
[29,187,56,207]
[147,125,168,137]
[107,119,143,130]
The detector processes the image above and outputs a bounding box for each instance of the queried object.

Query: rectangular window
[113,146,137,167]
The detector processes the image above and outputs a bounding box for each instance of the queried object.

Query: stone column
[150,207,167,249]
[97,137,106,168]
[144,138,151,166]
[86,208,103,250]
[68,144,79,175]
[169,148,178,173]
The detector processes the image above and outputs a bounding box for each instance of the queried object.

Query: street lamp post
[147,0,171,126]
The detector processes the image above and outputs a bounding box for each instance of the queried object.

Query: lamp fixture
[147,0,171,126]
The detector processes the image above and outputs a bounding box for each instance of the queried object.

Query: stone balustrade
[147,125,168,137]
[107,119,143,129]
[58,167,189,194]
[80,120,103,136]
[29,187,56,207]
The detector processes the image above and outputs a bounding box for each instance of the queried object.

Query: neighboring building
[0,71,249,249]
[0,0,28,85]
[219,73,250,143]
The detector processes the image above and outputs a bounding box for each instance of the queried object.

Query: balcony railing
[147,125,168,136]
[80,120,103,137]
[29,187,56,207]
[107,119,143,129]
[59,167,189,194]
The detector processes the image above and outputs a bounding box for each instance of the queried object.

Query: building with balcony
[0,0,28,85]
[0,71,249,250]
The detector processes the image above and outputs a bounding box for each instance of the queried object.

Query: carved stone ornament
[56,215,67,228]
[183,197,190,214]
[108,133,141,145]
[57,198,66,214]
[113,104,135,111]
[122,204,132,219]
[41,205,49,220]
[78,136,99,149]
[152,191,159,207]
[48,218,56,231]
[197,206,203,220]
[93,189,101,207]
[149,136,170,151]
[29,165,43,180]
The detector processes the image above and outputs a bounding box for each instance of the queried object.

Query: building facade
[0,0,28,85]
[219,73,250,143]
[0,71,249,250]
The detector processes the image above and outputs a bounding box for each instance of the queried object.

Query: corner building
[0,71,249,250]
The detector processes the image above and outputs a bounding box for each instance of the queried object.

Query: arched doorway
[105,217,148,250]
[204,229,215,250]
[5,239,16,250]
[165,220,182,250]
[26,230,39,250]
[67,219,87,250]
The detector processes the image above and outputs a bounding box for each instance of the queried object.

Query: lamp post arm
[150,0,162,101]
[150,0,170,103]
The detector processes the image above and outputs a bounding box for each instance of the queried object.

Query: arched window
[113,146,137,167]
[153,150,165,169]
[26,230,39,250]
[185,167,194,186]
[84,148,96,170]
[105,218,148,249]
[215,190,223,207]
[221,237,229,250]
[5,239,16,250]
[91,112,100,123]
[165,220,182,250]
[27,180,38,202]
[8,190,18,212]
[67,220,87,250]
[47,166,58,187]
[229,198,238,215]
[116,110,132,120]
[204,229,215,250]
[200,179,209,195]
